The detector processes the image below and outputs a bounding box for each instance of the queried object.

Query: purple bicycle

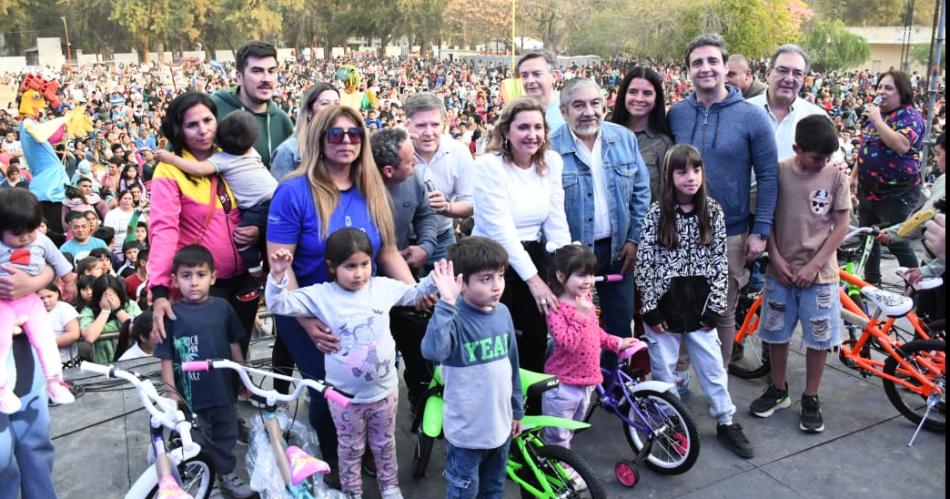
[583,343,700,487]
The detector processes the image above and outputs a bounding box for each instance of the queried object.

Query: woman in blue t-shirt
[266,105,416,468]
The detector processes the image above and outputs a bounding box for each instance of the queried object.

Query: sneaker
[217,472,254,498]
[749,383,790,418]
[0,389,21,414]
[800,394,825,433]
[717,423,755,459]
[674,370,690,396]
[46,377,75,405]
[381,486,404,499]
[236,417,250,445]
[362,452,377,477]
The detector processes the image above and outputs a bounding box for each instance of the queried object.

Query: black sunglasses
[325,127,364,144]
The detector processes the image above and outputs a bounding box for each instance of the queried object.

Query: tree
[911,43,946,70]
[809,0,936,27]
[681,0,804,60]
[805,19,870,72]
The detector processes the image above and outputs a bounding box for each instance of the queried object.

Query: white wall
[0,56,28,72]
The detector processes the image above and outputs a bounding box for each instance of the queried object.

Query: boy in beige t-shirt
[749,115,852,434]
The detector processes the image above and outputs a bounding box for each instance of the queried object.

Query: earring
[504,138,511,151]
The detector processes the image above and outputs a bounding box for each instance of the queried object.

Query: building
[847,25,934,74]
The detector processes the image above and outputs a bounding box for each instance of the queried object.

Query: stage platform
[49,257,945,498]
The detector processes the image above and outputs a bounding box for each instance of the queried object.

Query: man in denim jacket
[551,78,651,357]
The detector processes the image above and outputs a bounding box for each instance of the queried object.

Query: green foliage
[809,0,937,27]
[804,19,870,72]
[911,43,946,70]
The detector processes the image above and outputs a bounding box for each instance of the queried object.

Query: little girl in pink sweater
[542,245,639,448]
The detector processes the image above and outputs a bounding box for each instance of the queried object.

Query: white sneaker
[218,472,254,498]
[47,377,75,405]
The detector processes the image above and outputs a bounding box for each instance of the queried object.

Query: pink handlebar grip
[324,389,350,408]
[603,274,623,283]
[182,360,210,372]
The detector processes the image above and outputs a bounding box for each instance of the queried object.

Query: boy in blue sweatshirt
[421,237,524,499]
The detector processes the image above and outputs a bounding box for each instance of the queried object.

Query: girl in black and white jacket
[636,144,754,459]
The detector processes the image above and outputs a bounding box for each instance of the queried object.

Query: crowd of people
[0,34,945,499]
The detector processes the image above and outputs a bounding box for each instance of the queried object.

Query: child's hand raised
[269,249,294,280]
[432,259,462,305]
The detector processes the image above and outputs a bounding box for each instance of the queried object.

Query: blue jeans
[757,277,842,351]
[274,315,337,460]
[594,239,635,369]
[444,439,510,499]
[0,338,58,499]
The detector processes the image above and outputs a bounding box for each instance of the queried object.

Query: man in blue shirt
[551,77,651,359]
[517,50,565,132]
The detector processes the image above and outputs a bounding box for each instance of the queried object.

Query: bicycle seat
[860,286,914,317]
[519,369,559,400]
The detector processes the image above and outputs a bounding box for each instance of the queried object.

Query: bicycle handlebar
[844,226,878,242]
[79,362,197,453]
[595,274,623,283]
[182,359,351,408]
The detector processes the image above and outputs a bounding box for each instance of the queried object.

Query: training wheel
[615,460,639,488]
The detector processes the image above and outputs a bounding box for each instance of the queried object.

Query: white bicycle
[80,361,215,499]
[182,359,350,498]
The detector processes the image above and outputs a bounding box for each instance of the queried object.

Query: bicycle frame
[80,362,203,499]
[837,271,944,396]
[182,359,347,498]
[505,417,588,498]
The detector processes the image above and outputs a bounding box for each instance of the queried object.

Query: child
[116,310,155,361]
[155,110,278,299]
[93,226,116,255]
[78,274,142,364]
[542,244,639,448]
[421,236,524,499]
[266,228,437,499]
[134,222,149,251]
[60,211,108,263]
[90,247,115,276]
[75,275,96,310]
[37,283,81,369]
[749,115,851,433]
[636,144,753,458]
[117,241,142,278]
[154,245,254,499]
[125,249,148,301]
[75,256,103,279]
[0,189,76,413]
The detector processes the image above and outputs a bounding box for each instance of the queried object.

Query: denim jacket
[551,122,651,261]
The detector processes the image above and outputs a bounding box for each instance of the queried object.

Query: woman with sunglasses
[267,104,417,477]
[146,92,260,353]
[270,82,341,181]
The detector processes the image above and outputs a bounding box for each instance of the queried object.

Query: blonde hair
[486,96,549,174]
[289,105,395,245]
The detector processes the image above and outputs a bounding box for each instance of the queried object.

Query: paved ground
[49,256,945,498]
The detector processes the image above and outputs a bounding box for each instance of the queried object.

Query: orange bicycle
[729,229,945,441]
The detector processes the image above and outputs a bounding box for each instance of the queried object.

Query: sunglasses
[325,127,364,144]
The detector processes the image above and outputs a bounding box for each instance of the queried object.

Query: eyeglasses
[773,66,806,80]
[325,127,364,144]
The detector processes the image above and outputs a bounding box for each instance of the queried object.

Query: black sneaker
[236,417,249,445]
[717,423,755,459]
[362,451,377,477]
[749,383,790,418]
[800,394,825,433]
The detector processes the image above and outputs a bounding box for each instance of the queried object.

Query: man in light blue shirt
[517,50,565,132]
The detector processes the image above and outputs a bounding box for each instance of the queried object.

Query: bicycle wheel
[622,390,700,475]
[517,444,606,499]
[146,453,216,499]
[729,296,770,379]
[411,434,435,479]
[882,339,946,433]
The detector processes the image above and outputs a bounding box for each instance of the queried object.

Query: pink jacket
[147,158,244,298]
[544,300,622,386]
